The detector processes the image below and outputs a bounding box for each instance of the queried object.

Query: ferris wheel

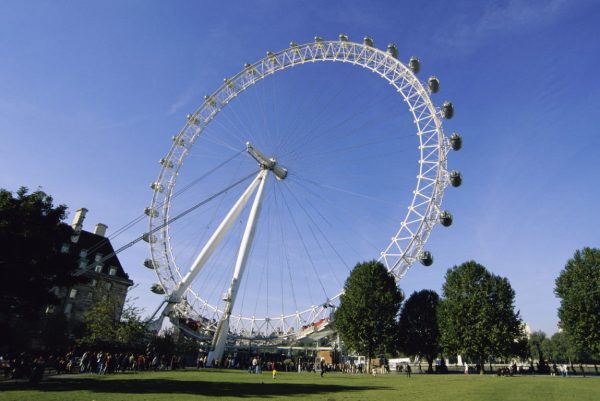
[144,35,462,365]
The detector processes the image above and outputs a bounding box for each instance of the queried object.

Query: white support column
[158,172,265,323]
[207,169,268,366]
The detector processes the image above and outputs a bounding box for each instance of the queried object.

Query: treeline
[334,250,600,373]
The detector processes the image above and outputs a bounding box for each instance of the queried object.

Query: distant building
[48,208,133,327]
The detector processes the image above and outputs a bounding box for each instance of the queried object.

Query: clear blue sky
[1,0,599,335]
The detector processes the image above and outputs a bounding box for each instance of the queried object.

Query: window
[105,282,112,291]
[64,303,72,314]
[69,289,78,299]
[61,243,70,254]
[91,279,97,287]
[94,264,103,273]
[79,249,88,258]
[109,267,117,276]
[95,253,103,262]
[45,305,56,314]
[87,292,93,300]
[79,260,87,269]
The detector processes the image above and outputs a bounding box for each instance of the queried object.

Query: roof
[71,230,133,284]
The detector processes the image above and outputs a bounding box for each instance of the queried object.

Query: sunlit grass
[1,369,598,401]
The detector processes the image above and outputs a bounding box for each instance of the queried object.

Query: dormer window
[69,289,78,299]
[79,249,88,258]
[95,253,103,262]
[109,267,117,276]
[94,265,103,273]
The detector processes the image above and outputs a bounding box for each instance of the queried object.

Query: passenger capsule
[449,171,462,187]
[143,259,156,269]
[204,95,216,107]
[428,76,440,93]
[171,135,185,146]
[151,283,165,295]
[314,36,323,43]
[150,182,164,193]
[223,77,235,89]
[387,43,398,59]
[159,158,173,168]
[339,34,349,42]
[442,101,454,119]
[186,114,199,125]
[363,37,374,47]
[439,211,453,227]
[420,251,434,267]
[142,233,157,244]
[144,207,159,218]
[408,56,420,73]
[450,133,462,151]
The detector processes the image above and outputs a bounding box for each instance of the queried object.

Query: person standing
[406,364,411,378]
[320,358,325,377]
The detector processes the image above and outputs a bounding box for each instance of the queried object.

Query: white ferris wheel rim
[148,38,451,334]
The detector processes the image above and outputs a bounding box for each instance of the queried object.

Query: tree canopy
[397,289,441,373]
[555,247,600,357]
[0,187,82,347]
[438,261,526,370]
[334,260,403,372]
[78,292,147,350]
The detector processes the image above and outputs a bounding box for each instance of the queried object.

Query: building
[50,208,134,326]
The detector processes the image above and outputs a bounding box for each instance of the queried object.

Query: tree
[438,261,525,372]
[78,292,147,350]
[545,331,579,364]
[397,290,440,373]
[528,331,548,362]
[555,247,600,357]
[0,187,82,349]
[334,260,403,373]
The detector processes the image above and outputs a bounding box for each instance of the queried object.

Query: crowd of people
[1,350,188,382]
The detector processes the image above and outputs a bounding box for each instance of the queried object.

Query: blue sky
[1,0,599,335]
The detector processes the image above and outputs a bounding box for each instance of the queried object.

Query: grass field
[1,369,598,401]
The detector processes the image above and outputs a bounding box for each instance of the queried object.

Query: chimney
[94,223,108,237]
[70,208,88,243]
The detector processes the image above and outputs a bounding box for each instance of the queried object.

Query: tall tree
[334,260,403,373]
[438,261,525,372]
[0,187,81,348]
[397,290,440,373]
[555,247,600,357]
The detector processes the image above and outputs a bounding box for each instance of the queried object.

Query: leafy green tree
[555,247,600,357]
[334,260,403,373]
[0,187,82,349]
[397,289,440,373]
[148,328,178,356]
[78,292,147,350]
[528,330,547,361]
[545,331,578,364]
[438,261,525,372]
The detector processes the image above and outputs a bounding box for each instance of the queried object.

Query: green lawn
[1,369,598,401]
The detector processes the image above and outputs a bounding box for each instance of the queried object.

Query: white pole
[157,172,264,323]
[208,169,268,366]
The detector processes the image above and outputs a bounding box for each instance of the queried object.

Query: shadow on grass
[2,374,382,398]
